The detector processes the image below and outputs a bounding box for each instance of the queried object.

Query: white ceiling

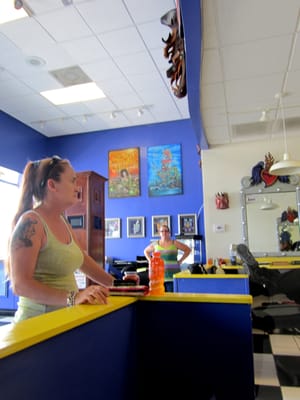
[0,0,189,138]
[201,0,300,147]
[2,0,300,147]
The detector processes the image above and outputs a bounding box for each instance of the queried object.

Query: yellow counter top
[0,296,135,359]
[257,256,300,269]
[174,271,248,278]
[141,292,252,304]
[0,292,252,359]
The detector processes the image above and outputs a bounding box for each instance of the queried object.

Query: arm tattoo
[11,218,38,249]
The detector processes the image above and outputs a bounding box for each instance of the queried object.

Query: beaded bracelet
[66,291,77,307]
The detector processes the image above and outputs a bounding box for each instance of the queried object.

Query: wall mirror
[240,175,300,257]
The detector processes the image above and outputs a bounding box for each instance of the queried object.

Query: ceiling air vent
[231,121,272,140]
[231,116,300,141]
[49,66,91,87]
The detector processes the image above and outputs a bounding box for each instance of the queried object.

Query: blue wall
[0,0,205,263]
[0,112,204,262]
[48,119,204,261]
[0,112,47,171]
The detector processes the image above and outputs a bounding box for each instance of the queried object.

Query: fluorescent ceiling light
[0,1,29,24]
[40,82,106,105]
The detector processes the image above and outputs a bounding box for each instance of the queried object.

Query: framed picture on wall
[151,215,171,237]
[147,143,183,197]
[178,213,198,235]
[105,218,121,239]
[108,147,140,198]
[127,216,145,238]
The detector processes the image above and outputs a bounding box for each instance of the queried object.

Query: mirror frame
[240,175,300,257]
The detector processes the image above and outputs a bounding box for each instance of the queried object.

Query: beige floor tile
[254,353,280,387]
[281,386,300,400]
[270,334,300,356]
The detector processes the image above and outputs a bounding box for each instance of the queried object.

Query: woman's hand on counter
[75,285,109,305]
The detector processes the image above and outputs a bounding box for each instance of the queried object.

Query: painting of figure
[147,144,182,197]
[108,148,140,198]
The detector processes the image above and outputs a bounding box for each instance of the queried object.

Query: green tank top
[154,240,180,280]
[14,211,84,322]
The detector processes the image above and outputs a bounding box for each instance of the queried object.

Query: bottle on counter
[215,264,225,274]
[149,252,165,295]
[229,243,237,266]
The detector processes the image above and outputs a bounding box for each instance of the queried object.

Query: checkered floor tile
[253,331,300,399]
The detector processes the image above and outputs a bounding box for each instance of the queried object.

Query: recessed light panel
[40,82,106,105]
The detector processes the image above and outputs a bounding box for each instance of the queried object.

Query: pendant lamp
[269,93,300,176]
[260,197,277,210]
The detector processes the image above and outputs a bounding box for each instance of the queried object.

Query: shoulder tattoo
[12,218,38,249]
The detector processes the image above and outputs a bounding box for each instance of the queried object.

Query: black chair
[291,241,300,251]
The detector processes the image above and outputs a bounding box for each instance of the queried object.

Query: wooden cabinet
[65,171,107,288]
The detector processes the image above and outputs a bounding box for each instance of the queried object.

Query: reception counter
[257,256,300,269]
[0,293,254,400]
[173,271,250,294]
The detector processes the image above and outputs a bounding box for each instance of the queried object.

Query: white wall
[201,136,300,260]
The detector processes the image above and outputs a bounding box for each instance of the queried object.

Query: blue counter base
[136,301,254,400]
[1,306,137,400]
[0,298,254,400]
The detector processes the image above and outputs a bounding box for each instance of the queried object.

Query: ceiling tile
[221,36,292,81]
[98,27,147,57]
[224,74,285,111]
[76,0,133,34]
[61,36,109,64]
[1,18,55,50]
[124,0,176,23]
[0,0,191,138]
[114,51,158,75]
[216,0,299,46]
[83,59,124,82]
[36,7,92,42]
[201,48,223,83]
[201,82,226,109]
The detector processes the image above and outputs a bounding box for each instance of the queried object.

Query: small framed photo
[105,218,121,239]
[151,215,171,237]
[127,216,145,238]
[178,213,198,235]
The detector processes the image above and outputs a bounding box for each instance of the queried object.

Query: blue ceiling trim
[180,0,208,149]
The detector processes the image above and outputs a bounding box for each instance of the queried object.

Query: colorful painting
[178,213,198,235]
[108,148,140,198]
[152,215,171,237]
[147,144,183,197]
